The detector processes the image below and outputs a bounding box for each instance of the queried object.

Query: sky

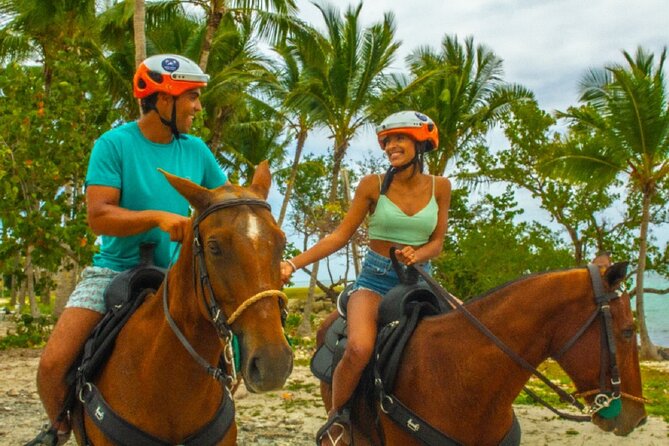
[277,0,669,285]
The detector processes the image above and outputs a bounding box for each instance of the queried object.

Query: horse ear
[159,168,212,210]
[604,262,629,288]
[249,160,271,199]
[592,252,612,267]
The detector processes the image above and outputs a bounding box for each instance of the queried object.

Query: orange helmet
[376,111,439,152]
[133,54,209,99]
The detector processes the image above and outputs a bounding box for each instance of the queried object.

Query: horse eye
[622,328,635,341]
[207,240,222,255]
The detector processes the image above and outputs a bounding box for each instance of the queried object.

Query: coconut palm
[0,0,98,91]
[265,42,318,226]
[555,46,669,360]
[396,35,534,175]
[184,0,296,71]
[286,0,399,203]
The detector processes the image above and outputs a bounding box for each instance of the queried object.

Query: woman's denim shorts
[351,250,432,297]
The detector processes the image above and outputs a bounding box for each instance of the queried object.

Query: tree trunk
[25,246,40,317]
[342,169,361,275]
[133,0,146,116]
[328,139,349,204]
[636,191,660,360]
[54,260,79,317]
[278,128,307,227]
[199,2,226,71]
[298,261,319,337]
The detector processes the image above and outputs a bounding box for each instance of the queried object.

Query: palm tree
[183,0,296,71]
[266,42,317,226]
[396,35,534,175]
[0,0,98,91]
[555,47,669,360]
[286,1,399,203]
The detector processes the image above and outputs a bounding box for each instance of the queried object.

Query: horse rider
[280,111,452,446]
[26,54,228,446]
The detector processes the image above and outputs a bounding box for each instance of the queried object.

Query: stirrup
[24,424,70,446]
[316,409,353,446]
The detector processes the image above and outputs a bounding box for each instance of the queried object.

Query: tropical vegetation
[0,0,667,360]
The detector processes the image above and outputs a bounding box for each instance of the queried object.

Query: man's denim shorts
[65,266,120,314]
[351,250,432,297]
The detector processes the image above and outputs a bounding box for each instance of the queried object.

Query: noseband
[163,198,287,388]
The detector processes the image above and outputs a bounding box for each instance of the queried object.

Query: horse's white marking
[245,214,261,247]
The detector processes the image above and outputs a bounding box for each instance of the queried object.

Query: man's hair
[140,93,159,115]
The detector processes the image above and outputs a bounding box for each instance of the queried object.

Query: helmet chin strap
[150,97,181,139]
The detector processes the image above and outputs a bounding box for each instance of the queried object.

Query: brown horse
[317,259,647,445]
[73,161,293,445]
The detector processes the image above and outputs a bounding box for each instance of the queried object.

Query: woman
[280,111,451,446]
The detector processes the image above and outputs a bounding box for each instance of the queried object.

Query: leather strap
[80,382,234,446]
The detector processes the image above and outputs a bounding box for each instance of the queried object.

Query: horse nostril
[637,416,647,427]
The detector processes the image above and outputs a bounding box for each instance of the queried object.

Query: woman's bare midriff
[368,239,418,257]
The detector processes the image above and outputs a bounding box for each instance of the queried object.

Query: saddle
[310,278,447,385]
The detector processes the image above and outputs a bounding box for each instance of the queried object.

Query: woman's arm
[280,175,379,282]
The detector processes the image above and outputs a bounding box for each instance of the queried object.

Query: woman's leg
[331,288,381,413]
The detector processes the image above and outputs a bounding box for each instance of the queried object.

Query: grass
[515,360,669,423]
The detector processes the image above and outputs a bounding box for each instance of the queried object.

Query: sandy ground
[0,315,667,445]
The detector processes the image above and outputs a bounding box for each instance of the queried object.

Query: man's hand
[155,212,191,242]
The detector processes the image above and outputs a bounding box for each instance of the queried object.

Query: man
[27,54,228,445]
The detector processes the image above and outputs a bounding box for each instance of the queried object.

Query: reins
[163,197,288,388]
[410,263,646,421]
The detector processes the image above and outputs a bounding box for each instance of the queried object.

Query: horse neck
[466,268,593,366]
[162,228,222,362]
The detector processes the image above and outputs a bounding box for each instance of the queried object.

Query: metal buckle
[380,395,394,414]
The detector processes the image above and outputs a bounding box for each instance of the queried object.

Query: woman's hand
[395,246,419,266]
[280,261,296,284]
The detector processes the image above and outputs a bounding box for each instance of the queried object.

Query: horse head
[162,161,293,393]
[551,260,647,436]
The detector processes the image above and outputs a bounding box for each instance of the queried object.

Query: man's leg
[36,307,103,432]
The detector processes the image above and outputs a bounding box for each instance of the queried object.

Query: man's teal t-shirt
[85,122,227,271]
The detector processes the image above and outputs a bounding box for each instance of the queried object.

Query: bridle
[163,198,288,389]
[550,264,648,417]
[411,263,647,421]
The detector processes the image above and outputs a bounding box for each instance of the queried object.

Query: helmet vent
[148,71,163,83]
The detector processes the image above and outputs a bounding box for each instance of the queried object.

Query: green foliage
[0,313,53,349]
[515,360,669,424]
[436,188,573,298]
[0,53,116,283]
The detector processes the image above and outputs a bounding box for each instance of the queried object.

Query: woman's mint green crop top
[367,175,438,246]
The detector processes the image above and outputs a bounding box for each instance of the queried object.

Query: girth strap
[80,382,234,446]
[380,394,521,446]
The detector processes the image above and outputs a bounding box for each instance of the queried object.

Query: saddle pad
[311,317,347,383]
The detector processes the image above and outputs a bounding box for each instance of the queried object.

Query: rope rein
[226,290,288,325]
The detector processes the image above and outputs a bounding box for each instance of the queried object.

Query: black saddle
[311,250,451,384]
[103,243,166,309]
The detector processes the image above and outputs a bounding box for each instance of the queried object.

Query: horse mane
[462,265,586,305]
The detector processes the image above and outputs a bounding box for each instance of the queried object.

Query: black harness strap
[80,382,234,446]
[380,394,522,446]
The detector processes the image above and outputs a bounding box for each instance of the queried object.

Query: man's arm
[86,185,190,242]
